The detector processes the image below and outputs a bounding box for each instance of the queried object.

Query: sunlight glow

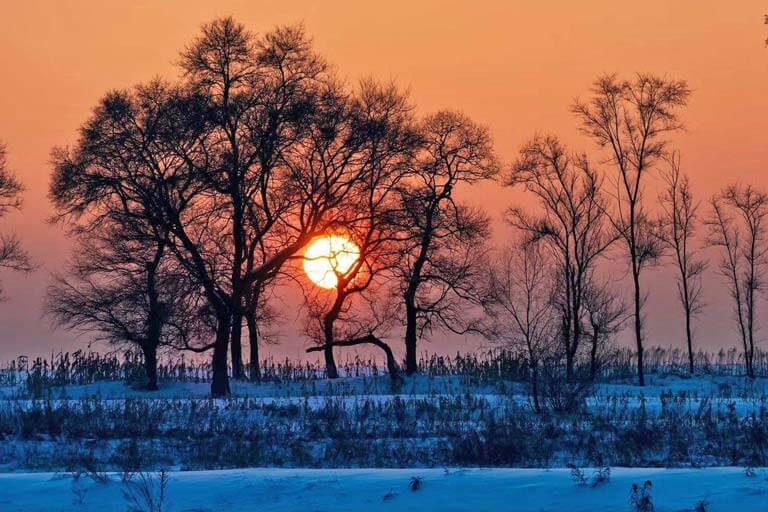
[303,235,360,289]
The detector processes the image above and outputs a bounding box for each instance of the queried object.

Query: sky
[0,0,766,362]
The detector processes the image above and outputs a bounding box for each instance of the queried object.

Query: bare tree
[655,152,705,374]
[45,218,207,390]
[0,142,33,297]
[396,111,499,375]
[179,20,327,381]
[572,73,691,385]
[301,80,417,380]
[507,135,616,381]
[707,184,768,379]
[486,242,554,414]
[582,280,629,380]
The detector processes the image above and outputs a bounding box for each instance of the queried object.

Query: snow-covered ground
[2,467,768,511]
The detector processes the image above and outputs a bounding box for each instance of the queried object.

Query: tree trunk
[230,310,244,380]
[685,307,694,375]
[307,334,401,381]
[323,317,338,379]
[589,329,600,381]
[211,313,231,396]
[632,269,644,386]
[245,311,261,382]
[530,360,541,414]
[404,301,418,375]
[141,344,159,391]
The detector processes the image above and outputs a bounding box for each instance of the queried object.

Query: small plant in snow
[382,488,397,501]
[591,467,611,488]
[122,469,169,512]
[694,499,709,512]
[629,480,654,512]
[744,466,756,478]
[567,463,587,487]
[409,476,423,491]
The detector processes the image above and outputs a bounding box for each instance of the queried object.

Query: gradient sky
[0,1,766,362]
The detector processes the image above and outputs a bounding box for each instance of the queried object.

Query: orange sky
[0,0,766,361]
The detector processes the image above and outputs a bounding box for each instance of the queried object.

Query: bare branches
[506,134,616,380]
[0,142,33,300]
[655,152,705,372]
[485,241,555,413]
[706,183,768,378]
[396,110,499,374]
[571,73,690,386]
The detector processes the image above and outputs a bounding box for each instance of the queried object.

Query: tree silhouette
[572,73,690,386]
[396,111,498,375]
[485,241,555,414]
[507,135,617,382]
[707,184,768,379]
[655,152,705,374]
[302,80,418,380]
[0,142,33,297]
[45,217,208,390]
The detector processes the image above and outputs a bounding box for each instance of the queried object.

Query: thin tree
[572,73,691,385]
[655,152,705,374]
[486,241,554,414]
[396,111,499,375]
[582,280,628,380]
[507,135,616,381]
[0,142,33,296]
[707,184,768,379]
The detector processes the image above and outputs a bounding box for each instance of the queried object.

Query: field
[1,349,767,510]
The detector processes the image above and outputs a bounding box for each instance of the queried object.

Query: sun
[303,235,360,289]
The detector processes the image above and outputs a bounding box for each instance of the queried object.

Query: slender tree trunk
[531,359,541,415]
[684,307,694,375]
[632,267,644,386]
[404,302,418,375]
[245,311,261,382]
[589,329,600,381]
[230,310,244,379]
[142,345,158,391]
[211,313,231,396]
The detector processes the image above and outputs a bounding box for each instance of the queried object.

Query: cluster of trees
[0,18,758,397]
[44,18,498,395]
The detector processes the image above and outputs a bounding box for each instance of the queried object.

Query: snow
[2,467,768,511]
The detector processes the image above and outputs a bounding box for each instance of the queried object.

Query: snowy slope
[2,467,768,512]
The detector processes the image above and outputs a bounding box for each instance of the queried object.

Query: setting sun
[303,235,360,289]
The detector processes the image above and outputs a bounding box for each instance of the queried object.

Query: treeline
[4,347,768,397]
[0,17,764,397]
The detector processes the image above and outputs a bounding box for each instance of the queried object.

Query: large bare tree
[0,142,32,296]
[655,152,705,374]
[572,74,691,385]
[179,20,327,381]
[396,111,498,375]
[707,184,768,379]
[507,135,616,381]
